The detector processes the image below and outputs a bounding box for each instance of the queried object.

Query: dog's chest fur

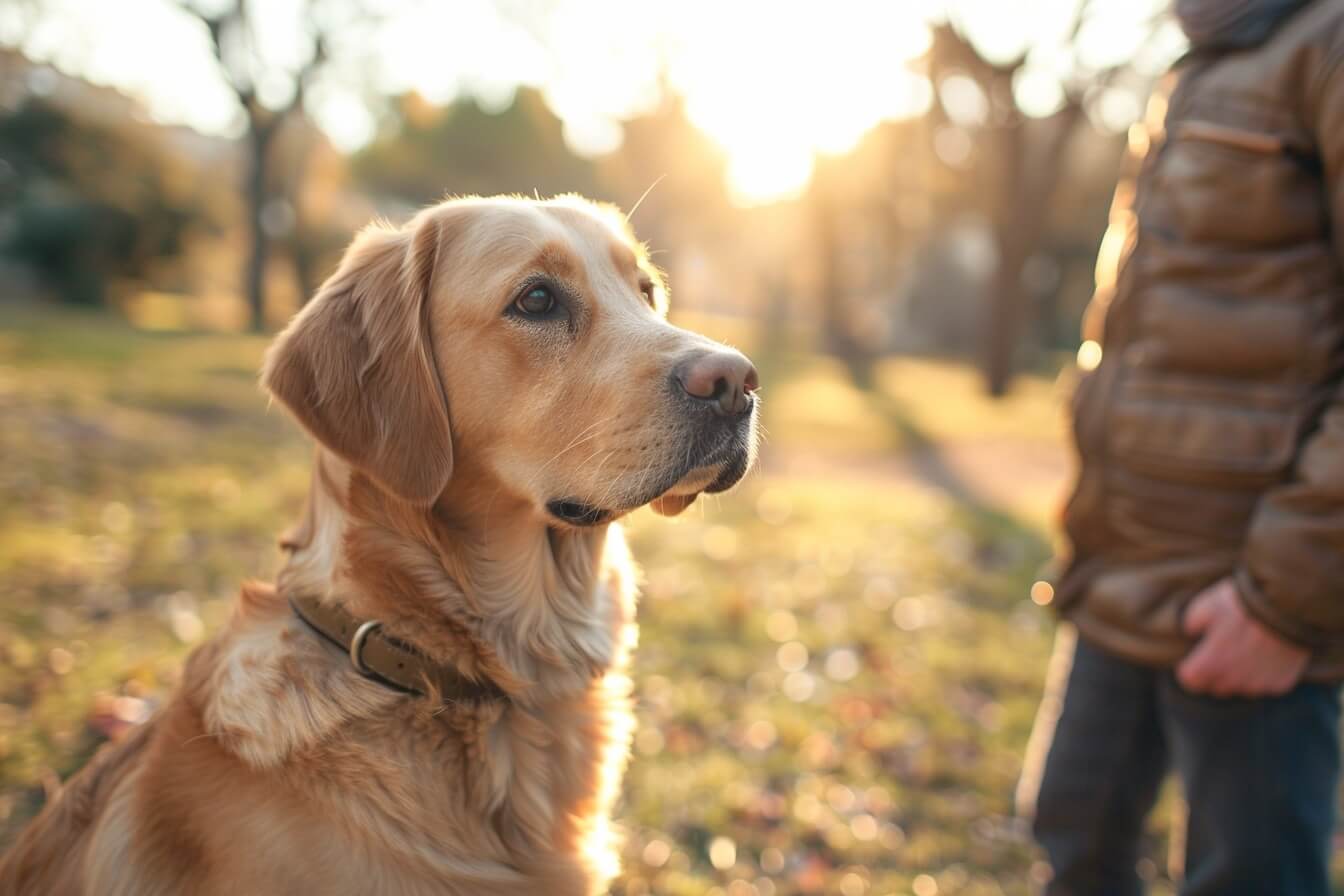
[71,533,637,896]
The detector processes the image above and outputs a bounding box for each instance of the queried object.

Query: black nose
[675,349,759,416]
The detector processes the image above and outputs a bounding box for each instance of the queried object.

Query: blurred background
[0,1,1305,894]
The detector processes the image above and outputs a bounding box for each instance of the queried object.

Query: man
[1021,1,1344,893]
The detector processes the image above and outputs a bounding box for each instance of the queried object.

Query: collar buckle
[349,619,382,678]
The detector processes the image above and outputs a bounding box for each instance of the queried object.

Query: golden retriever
[0,195,759,895]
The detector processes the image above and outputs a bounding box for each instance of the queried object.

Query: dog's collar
[289,594,507,703]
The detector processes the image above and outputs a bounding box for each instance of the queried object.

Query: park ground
[1,305,1338,894]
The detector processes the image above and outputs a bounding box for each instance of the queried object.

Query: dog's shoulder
[196,581,403,769]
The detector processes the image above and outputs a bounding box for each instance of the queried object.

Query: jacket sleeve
[1236,49,1344,647]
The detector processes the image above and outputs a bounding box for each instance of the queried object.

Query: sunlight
[663,0,934,204]
[11,0,1176,206]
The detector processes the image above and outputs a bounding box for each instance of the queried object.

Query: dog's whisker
[530,423,610,483]
[628,175,667,220]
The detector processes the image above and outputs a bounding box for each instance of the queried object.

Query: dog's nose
[675,349,759,416]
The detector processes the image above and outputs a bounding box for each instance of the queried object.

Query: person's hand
[1177,577,1310,697]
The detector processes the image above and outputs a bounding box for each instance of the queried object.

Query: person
[1019,1,1344,893]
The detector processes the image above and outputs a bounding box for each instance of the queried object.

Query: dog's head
[263,195,758,526]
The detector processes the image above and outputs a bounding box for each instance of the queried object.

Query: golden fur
[0,195,757,895]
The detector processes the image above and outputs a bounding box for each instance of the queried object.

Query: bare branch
[284,29,328,117]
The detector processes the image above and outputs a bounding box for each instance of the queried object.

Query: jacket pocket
[1177,121,1282,154]
[1105,370,1301,487]
[1154,119,1322,247]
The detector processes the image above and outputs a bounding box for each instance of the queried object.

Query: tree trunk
[813,190,874,387]
[981,115,1029,397]
[983,226,1031,397]
[291,238,319,306]
[980,103,1086,396]
[244,125,271,332]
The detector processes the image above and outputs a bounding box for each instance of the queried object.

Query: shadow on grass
[753,333,1053,603]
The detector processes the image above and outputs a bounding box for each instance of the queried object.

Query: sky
[1,0,1182,205]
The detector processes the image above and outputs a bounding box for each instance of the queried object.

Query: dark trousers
[1029,633,1341,896]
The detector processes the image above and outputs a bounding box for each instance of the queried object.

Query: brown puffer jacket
[1057,0,1344,680]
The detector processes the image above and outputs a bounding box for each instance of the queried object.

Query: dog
[0,195,759,895]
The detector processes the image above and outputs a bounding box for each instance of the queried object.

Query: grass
[0,304,1255,894]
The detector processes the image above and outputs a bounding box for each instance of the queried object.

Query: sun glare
[665,2,934,205]
[16,0,1171,208]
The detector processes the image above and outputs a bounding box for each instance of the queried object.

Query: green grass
[0,306,1197,894]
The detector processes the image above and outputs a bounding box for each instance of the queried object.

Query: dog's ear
[263,213,453,505]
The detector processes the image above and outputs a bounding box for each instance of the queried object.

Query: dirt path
[762,438,1071,524]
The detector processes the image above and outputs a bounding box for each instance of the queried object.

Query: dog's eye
[514,285,557,318]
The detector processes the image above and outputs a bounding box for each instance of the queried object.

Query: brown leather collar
[289,594,506,703]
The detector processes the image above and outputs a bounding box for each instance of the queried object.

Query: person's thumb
[1183,589,1217,637]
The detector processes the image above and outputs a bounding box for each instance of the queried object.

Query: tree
[926,0,1169,395]
[185,0,377,331]
[353,88,600,205]
[0,94,202,305]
